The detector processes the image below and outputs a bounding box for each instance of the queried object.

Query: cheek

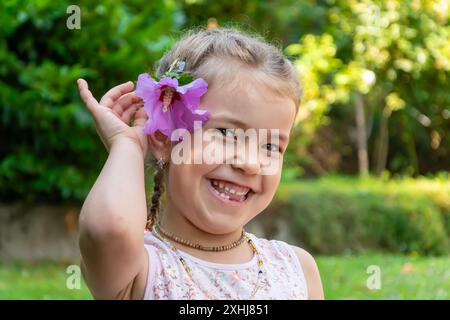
[261,170,282,197]
[171,128,225,165]
[167,162,216,195]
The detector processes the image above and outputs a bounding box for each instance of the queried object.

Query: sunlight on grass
[1,254,449,299]
[0,260,92,299]
[316,254,450,299]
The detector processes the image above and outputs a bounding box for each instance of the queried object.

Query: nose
[230,143,262,175]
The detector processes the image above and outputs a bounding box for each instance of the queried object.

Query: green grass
[316,254,450,299]
[0,260,92,299]
[1,254,449,299]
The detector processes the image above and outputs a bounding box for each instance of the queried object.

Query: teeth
[209,180,250,202]
[219,192,229,200]
[210,179,250,197]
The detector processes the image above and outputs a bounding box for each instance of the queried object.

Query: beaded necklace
[151,225,265,299]
[155,220,246,251]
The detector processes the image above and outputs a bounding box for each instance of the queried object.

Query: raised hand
[77,79,149,156]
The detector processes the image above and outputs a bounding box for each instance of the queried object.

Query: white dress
[143,230,308,300]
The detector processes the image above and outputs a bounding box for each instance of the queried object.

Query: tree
[286,0,450,176]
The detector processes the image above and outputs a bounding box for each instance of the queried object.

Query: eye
[216,128,235,138]
[263,143,281,153]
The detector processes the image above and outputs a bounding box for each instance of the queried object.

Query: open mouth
[207,178,253,203]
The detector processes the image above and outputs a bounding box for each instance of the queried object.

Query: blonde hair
[156,27,302,107]
[146,26,302,230]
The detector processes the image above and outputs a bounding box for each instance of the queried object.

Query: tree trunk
[375,108,389,176]
[355,93,369,176]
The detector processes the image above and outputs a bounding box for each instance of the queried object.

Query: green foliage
[0,0,448,202]
[271,175,450,255]
[0,1,181,202]
[176,72,194,86]
[285,0,450,175]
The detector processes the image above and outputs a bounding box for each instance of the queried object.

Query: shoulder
[289,245,324,300]
[249,234,324,300]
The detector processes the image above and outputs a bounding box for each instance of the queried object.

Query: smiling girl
[76,27,324,300]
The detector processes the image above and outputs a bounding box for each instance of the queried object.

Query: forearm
[75,79,150,298]
[79,137,147,240]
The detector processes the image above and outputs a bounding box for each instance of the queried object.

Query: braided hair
[145,158,166,231]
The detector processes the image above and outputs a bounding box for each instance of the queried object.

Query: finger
[113,92,143,116]
[121,102,143,124]
[99,81,134,109]
[132,106,148,128]
[77,79,100,114]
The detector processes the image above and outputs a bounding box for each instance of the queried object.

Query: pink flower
[136,73,210,141]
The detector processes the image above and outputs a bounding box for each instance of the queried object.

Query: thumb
[77,79,100,115]
[133,106,148,128]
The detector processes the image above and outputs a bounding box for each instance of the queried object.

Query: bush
[0,1,180,203]
[268,174,450,255]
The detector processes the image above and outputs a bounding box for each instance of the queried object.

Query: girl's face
[166,74,297,235]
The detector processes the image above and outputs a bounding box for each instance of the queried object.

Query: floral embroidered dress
[143,230,308,300]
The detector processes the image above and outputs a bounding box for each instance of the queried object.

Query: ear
[147,130,171,161]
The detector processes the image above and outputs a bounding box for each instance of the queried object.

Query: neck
[158,201,244,249]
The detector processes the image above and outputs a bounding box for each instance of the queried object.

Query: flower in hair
[136,59,210,141]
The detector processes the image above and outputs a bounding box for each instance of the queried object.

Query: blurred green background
[0,0,449,299]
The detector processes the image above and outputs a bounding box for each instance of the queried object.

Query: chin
[194,211,245,235]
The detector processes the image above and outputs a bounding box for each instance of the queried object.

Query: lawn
[316,254,450,299]
[0,254,449,299]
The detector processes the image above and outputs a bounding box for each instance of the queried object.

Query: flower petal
[143,102,173,137]
[166,100,188,141]
[179,105,211,132]
[135,73,160,107]
[183,108,211,129]
[158,77,179,89]
[177,78,208,111]
[137,74,210,141]
[165,100,209,141]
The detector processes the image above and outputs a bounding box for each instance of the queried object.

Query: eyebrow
[213,114,248,128]
[212,114,289,143]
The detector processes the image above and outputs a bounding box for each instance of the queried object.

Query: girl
[77,27,324,300]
